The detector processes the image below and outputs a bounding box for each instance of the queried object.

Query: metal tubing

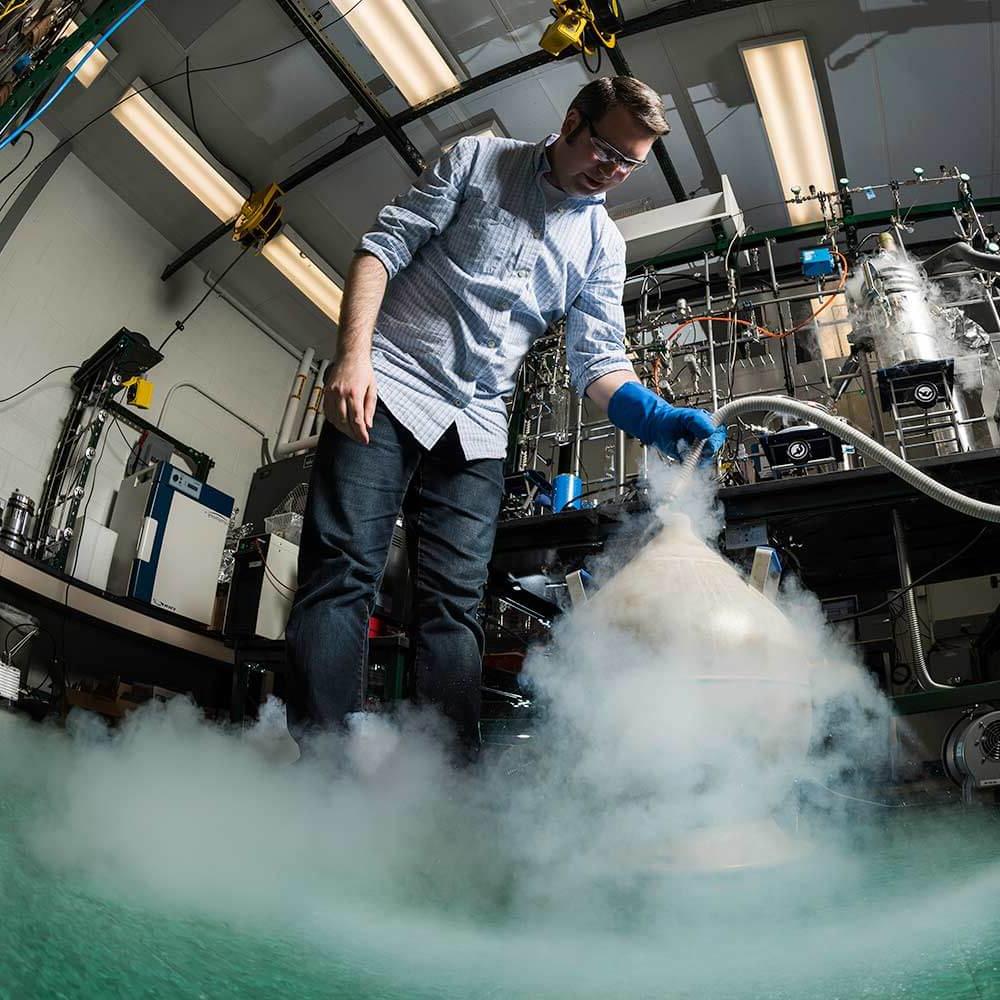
[633,197,1000,274]
[891,509,952,690]
[277,347,314,448]
[571,396,583,478]
[312,359,331,434]
[615,428,627,496]
[203,271,307,361]
[274,433,320,459]
[296,361,323,440]
[705,253,719,409]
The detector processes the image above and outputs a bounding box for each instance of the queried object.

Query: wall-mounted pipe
[277,348,314,449]
[203,271,307,362]
[296,358,329,438]
[274,432,320,459]
[299,358,330,440]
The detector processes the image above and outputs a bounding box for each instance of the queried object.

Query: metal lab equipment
[224,534,299,641]
[0,490,34,554]
[942,708,1000,801]
[107,463,234,625]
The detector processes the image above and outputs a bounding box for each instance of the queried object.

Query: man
[285,76,725,753]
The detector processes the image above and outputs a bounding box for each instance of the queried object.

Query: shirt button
[535,229,543,239]
[488,339,498,348]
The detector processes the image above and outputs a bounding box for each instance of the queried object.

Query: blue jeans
[285,401,504,748]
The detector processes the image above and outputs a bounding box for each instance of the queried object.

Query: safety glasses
[581,115,647,173]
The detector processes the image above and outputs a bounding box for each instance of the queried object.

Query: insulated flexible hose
[679,395,1000,523]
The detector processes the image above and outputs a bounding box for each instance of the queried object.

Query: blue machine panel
[129,463,234,608]
[800,247,835,278]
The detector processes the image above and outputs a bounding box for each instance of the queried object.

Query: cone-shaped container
[584,512,815,870]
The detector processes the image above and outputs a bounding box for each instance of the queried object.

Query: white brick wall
[0,126,302,531]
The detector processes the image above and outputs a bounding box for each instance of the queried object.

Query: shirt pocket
[448,194,520,276]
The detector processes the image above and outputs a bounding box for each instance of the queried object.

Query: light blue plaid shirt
[357,134,634,460]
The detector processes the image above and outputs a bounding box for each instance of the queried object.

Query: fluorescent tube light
[740,36,837,226]
[263,233,344,324]
[58,19,114,88]
[112,87,245,221]
[331,0,458,105]
[112,83,342,322]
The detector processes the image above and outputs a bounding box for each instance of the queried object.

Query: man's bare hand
[323,355,378,444]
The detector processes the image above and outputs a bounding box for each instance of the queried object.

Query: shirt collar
[534,133,606,205]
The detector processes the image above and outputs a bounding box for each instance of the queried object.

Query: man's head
[547,76,669,197]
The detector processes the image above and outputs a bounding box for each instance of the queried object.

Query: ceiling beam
[629,196,1000,274]
[161,126,379,281]
[162,0,772,280]
[271,0,425,175]
[605,44,687,203]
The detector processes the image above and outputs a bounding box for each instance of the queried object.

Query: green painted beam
[892,678,1000,717]
[631,196,1000,275]
[0,0,130,130]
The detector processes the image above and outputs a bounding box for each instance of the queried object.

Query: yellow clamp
[122,377,154,410]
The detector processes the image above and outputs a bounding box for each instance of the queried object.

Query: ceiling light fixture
[740,35,837,227]
[262,231,344,324]
[330,0,459,106]
[58,19,115,87]
[111,86,245,221]
[111,82,342,322]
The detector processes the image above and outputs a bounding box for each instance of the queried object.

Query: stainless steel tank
[869,233,940,366]
[0,490,35,555]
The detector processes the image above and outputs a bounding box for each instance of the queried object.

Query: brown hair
[568,76,669,136]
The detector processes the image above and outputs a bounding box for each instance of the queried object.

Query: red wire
[253,539,296,599]
[663,250,849,346]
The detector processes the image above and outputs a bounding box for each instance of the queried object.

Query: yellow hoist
[540,0,624,59]
[233,182,285,249]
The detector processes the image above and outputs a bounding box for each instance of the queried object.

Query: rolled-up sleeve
[565,229,634,397]
[357,137,476,280]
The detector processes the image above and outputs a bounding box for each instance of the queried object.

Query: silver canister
[0,490,35,554]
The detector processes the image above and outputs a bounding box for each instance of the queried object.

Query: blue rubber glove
[607,381,727,462]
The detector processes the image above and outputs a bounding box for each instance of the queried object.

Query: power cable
[3,620,59,700]
[0,2,365,218]
[580,43,602,75]
[112,419,133,452]
[703,104,740,138]
[0,128,32,185]
[0,365,78,405]
[831,526,991,625]
[157,244,251,352]
[0,0,150,151]
[66,414,114,580]
[254,539,296,598]
[184,56,252,192]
